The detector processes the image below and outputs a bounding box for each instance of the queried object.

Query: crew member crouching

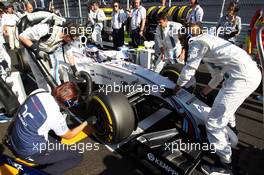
[9,82,90,175]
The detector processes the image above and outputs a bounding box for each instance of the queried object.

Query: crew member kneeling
[9,82,89,175]
[173,24,261,174]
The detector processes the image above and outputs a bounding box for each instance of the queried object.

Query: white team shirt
[155,21,183,57]
[177,33,259,88]
[90,9,106,28]
[1,13,19,26]
[111,9,127,29]
[34,89,69,139]
[20,23,63,53]
[130,6,146,30]
[186,5,204,24]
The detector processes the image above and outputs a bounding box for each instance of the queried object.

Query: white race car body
[63,49,238,147]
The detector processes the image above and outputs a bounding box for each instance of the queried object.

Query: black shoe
[201,162,233,175]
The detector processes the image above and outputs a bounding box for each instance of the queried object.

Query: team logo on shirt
[18,104,34,127]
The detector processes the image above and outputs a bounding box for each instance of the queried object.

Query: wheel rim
[89,96,114,143]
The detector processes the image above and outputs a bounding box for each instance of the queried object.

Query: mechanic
[2,5,20,50]
[217,1,241,44]
[0,9,5,46]
[111,1,127,50]
[87,0,106,48]
[171,24,261,174]
[19,20,79,91]
[9,82,88,175]
[129,0,146,48]
[186,0,204,25]
[154,12,185,73]
[25,2,34,13]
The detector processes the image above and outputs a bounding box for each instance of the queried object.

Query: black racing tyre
[148,6,159,24]
[160,64,196,93]
[176,5,188,22]
[160,64,183,83]
[172,6,181,22]
[182,5,192,23]
[87,91,135,144]
[167,6,178,21]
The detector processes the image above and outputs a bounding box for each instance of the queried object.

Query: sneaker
[0,113,12,123]
[201,163,233,175]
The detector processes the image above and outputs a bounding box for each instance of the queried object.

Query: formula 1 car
[7,42,238,174]
[0,11,240,175]
[55,45,239,174]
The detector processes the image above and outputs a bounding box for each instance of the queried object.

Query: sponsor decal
[107,70,124,79]
[147,153,179,175]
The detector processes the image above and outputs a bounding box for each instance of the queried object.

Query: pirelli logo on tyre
[147,153,179,175]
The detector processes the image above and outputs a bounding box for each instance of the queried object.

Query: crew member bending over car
[154,13,185,73]
[172,24,261,174]
[9,82,89,175]
[19,21,79,91]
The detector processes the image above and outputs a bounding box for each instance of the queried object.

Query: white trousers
[91,24,103,48]
[206,67,261,163]
[6,26,19,50]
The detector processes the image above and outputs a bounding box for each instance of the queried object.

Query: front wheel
[160,64,183,83]
[87,91,135,144]
[160,64,196,93]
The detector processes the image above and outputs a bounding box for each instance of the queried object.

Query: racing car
[0,11,240,175]
[54,44,239,174]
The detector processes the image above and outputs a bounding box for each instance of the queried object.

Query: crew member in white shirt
[111,1,127,50]
[186,0,204,25]
[88,1,106,48]
[172,24,261,175]
[155,13,185,72]
[2,5,20,50]
[130,0,146,48]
